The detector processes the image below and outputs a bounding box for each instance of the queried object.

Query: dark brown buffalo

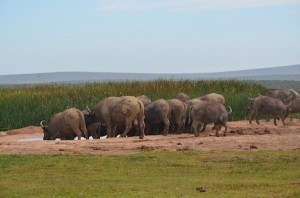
[190,102,232,137]
[82,108,101,139]
[248,95,288,126]
[41,108,88,140]
[260,89,299,104]
[174,92,190,102]
[144,99,171,136]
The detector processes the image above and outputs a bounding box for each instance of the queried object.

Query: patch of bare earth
[0,120,300,155]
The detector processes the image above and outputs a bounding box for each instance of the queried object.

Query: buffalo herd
[41,89,300,140]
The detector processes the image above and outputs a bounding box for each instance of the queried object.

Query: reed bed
[0,80,265,130]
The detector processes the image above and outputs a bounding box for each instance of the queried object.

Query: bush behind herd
[0,80,265,131]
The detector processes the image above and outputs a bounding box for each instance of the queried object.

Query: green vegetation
[0,150,299,197]
[255,80,300,92]
[0,80,265,131]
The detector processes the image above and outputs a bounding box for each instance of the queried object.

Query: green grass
[0,80,265,130]
[0,150,299,197]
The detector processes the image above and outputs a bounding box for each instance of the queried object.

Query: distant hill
[0,64,299,85]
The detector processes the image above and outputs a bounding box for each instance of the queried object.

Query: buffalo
[174,92,190,102]
[167,99,187,134]
[260,89,299,104]
[198,93,225,104]
[287,96,300,120]
[41,108,88,140]
[184,98,207,133]
[190,102,232,137]
[248,95,288,126]
[82,107,101,139]
[91,96,145,139]
[144,99,171,136]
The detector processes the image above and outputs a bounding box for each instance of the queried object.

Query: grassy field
[0,150,299,197]
[0,80,265,131]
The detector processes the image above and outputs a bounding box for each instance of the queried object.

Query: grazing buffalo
[248,95,288,126]
[40,108,88,140]
[260,89,299,104]
[82,108,101,139]
[167,99,187,134]
[190,102,232,137]
[198,93,225,104]
[174,92,190,102]
[91,96,145,139]
[144,99,171,136]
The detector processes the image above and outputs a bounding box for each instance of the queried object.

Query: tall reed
[0,80,265,130]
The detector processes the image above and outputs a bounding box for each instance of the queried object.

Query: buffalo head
[40,120,50,140]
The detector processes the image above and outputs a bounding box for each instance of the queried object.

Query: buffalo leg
[280,116,286,126]
[106,123,116,138]
[192,121,201,137]
[72,127,83,140]
[121,119,133,137]
[177,121,185,134]
[106,128,112,138]
[255,112,260,125]
[111,124,118,138]
[215,124,221,137]
[273,117,277,126]
[106,123,112,138]
[139,121,145,139]
[174,116,182,134]
[200,123,207,132]
[223,123,228,136]
[249,110,255,124]
[162,117,170,136]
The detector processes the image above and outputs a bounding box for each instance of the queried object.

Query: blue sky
[1,0,300,75]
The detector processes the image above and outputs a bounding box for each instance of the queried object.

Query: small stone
[250,144,258,149]
[196,187,206,192]
[264,128,271,134]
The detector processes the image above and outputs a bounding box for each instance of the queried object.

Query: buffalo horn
[40,120,45,127]
[227,105,232,114]
[86,105,92,114]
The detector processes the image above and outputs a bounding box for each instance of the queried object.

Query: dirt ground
[0,120,300,155]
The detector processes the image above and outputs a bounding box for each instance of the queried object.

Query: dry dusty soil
[0,120,300,155]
